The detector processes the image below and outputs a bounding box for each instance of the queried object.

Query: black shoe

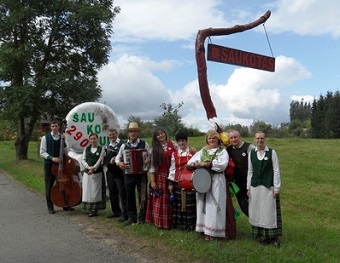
[48,209,56,214]
[63,207,75,211]
[106,214,120,219]
[88,211,98,217]
[118,216,128,223]
[255,236,269,245]
[270,238,281,248]
[124,219,136,226]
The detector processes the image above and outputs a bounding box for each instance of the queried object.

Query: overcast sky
[96,0,340,132]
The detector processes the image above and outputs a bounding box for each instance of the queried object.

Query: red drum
[179,168,212,193]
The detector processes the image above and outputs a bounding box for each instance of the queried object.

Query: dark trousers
[125,173,147,222]
[106,169,127,218]
[44,164,55,211]
[235,179,249,217]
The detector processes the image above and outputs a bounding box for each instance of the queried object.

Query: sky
[97,0,340,132]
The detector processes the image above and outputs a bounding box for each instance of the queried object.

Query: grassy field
[0,137,339,263]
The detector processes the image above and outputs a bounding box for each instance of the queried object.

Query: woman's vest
[250,148,274,189]
[85,145,103,173]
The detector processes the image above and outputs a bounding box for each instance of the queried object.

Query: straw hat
[127,122,141,132]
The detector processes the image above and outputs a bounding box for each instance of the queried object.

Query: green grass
[1,138,339,263]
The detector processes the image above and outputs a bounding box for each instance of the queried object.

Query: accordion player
[123,149,149,174]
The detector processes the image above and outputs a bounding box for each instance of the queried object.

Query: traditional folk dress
[188,147,228,238]
[247,146,282,241]
[81,145,106,213]
[145,141,175,229]
[168,147,196,230]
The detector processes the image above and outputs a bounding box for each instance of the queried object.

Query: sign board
[65,102,120,154]
[207,43,275,72]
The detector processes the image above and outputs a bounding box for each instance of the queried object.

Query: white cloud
[268,0,340,38]
[95,0,339,132]
[98,54,312,131]
[291,95,315,103]
[98,55,172,124]
[113,0,228,42]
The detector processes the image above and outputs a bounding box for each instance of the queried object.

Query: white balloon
[65,102,120,154]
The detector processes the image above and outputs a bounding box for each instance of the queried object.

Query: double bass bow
[51,120,82,208]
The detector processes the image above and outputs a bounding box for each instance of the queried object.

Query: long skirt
[145,172,173,229]
[196,173,226,238]
[82,171,106,212]
[172,182,196,230]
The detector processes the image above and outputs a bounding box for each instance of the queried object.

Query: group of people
[40,120,282,247]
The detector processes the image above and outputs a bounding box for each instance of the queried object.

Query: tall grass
[0,138,339,263]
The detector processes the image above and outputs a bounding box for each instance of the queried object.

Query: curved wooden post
[195,10,272,121]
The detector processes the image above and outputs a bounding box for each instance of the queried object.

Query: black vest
[104,140,125,173]
[124,140,146,150]
[44,134,61,165]
[227,142,250,182]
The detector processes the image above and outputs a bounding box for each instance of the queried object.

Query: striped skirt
[172,182,196,230]
[251,196,282,239]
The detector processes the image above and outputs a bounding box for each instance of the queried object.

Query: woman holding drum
[168,131,196,230]
[186,130,229,240]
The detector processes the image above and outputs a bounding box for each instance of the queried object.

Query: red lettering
[221,47,229,63]
[207,44,275,72]
[228,49,235,64]
[66,125,76,135]
[80,139,89,147]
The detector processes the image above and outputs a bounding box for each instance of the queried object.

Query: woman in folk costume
[247,131,282,247]
[187,130,228,240]
[81,133,106,217]
[168,131,196,230]
[145,128,176,229]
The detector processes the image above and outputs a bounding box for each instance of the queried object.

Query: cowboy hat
[127,122,141,131]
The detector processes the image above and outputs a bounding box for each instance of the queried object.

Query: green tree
[121,115,153,139]
[328,91,340,138]
[249,120,272,136]
[153,102,185,138]
[311,97,324,138]
[289,99,311,122]
[0,0,120,159]
[224,123,249,137]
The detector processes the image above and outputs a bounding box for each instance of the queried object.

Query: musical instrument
[179,168,212,193]
[123,149,149,174]
[51,120,82,208]
[103,147,118,167]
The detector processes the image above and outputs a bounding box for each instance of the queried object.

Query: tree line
[1,1,339,161]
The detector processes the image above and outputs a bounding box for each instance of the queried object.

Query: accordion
[103,146,119,167]
[123,149,149,174]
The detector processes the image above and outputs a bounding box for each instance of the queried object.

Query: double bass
[51,120,82,208]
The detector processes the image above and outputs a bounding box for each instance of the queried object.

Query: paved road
[0,171,154,263]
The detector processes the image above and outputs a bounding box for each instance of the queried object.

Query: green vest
[85,145,103,173]
[250,148,274,189]
[201,148,223,162]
